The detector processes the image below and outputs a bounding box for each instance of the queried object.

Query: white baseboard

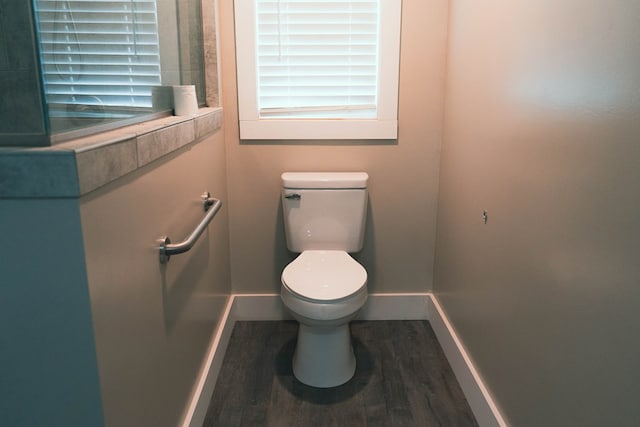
[183,293,506,427]
[181,295,236,427]
[427,295,508,427]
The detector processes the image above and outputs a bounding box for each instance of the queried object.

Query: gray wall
[0,199,104,426]
[219,0,449,294]
[434,0,640,425]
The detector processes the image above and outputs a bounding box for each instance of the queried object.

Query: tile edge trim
[0,108,223,199]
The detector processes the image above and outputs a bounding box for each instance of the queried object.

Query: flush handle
[285,193,301,200]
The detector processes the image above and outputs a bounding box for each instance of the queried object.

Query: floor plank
[204,321,478,427]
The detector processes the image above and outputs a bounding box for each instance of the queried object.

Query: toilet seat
[282,250,367,302]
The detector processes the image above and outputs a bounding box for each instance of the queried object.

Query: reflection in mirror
[32,0,202,138]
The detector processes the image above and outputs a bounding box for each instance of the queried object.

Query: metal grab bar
[158,192,222,264]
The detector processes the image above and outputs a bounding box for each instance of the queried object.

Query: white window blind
[234,0,401,140]
[256,0,379,119]
[34,0,162,110]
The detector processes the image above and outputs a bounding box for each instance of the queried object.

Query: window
[31,0,208,140]
[34,0,162,115]
[234,0,401,140]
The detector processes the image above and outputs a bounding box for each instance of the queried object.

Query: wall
[80,129,230,426]
[219,0,449,294]
[0,122,230,426]
[0,0,226,424]
[435,0,640,425]
[0,199,104,426]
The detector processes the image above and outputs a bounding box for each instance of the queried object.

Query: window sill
[0,108,223,198]
[239,119,398,140]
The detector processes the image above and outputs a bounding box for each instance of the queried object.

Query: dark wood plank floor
[204,321,478,427]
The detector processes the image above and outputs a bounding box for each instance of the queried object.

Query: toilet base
[292,322,356,388]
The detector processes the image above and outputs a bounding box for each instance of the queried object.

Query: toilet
[280,172,369,388]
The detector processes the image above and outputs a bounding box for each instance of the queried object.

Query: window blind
[34,0,162,110]
[256,0,380,119]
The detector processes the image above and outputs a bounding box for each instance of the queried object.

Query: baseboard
[427,295,508,427]
[181,295,236,427]
[183,293,506,427]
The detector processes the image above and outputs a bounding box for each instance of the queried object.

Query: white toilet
[280,172,369,388]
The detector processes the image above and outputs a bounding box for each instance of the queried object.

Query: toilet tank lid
[282,172,369,189]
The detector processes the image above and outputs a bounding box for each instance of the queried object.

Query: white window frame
[234,0,402,140]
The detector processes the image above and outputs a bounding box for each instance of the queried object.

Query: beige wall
[219,0,449,294]
[435,0,640,425]
[80,130,230,426]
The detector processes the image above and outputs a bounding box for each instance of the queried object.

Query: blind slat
[35,0,161,109]
[255,0,380,118]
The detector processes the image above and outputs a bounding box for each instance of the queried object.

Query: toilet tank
[282,172,368,253]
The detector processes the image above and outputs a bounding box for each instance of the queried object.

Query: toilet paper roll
[172,85,198,117]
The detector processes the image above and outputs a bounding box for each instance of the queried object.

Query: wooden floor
[204,321,478,427]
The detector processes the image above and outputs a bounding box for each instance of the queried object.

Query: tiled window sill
[0,108,222,198]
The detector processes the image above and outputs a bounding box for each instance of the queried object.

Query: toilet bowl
[281,250,367,387]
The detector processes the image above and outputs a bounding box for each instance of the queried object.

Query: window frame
[234,0,402,140]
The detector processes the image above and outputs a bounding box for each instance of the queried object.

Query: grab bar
[158,192,222,264]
